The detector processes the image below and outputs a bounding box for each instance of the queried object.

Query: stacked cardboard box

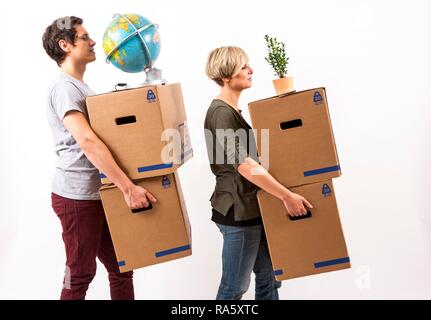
[87,83,192,273]
[248,88,350,280]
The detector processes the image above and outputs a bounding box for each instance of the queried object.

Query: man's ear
[58,39,71,53]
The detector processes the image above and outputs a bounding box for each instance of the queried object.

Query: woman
[204,46,312,300]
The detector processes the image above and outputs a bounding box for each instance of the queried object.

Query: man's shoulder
[48,73,79,95]
[48,73,96,99]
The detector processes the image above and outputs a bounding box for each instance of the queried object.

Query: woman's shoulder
[204,100,234,130]
[209,98,230,109]
[207,99,236,117]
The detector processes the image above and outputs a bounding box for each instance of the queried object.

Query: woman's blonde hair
[205,46,249,86]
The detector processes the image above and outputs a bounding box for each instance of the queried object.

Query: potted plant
[264,34,294,95]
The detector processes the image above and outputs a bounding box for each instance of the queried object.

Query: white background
[0,0,430,299]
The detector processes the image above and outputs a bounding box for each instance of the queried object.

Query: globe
[103,13,161,73]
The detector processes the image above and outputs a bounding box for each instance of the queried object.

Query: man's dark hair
[42,16,83,66]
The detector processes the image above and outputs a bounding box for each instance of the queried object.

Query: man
[42,16,157,300]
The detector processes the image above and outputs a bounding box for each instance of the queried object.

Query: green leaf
[264,35,289,78]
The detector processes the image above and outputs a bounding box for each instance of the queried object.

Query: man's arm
[63,110,157,209]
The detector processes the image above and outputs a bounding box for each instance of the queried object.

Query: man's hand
[123,184,157,209]
[282,192,313,217]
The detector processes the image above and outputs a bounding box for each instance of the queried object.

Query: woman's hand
[282,191,313,217]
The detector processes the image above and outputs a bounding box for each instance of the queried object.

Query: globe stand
[113,66,166,91]
[144,67,166,85]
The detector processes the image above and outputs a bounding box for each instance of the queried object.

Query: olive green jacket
[204,99,261,221]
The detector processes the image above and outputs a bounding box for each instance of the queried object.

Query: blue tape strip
[274,269,284,276]
[314,257,350,268]
[118,260,126,267]
[102,163,174,177]
[137,163,173,173]
[303,165,341,177]
[155,244,191,258]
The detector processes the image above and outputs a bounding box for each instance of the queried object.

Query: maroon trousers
[51,193,134,300]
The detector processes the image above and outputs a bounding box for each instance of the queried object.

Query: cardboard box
[257,180,350,280]
[87,83,193,184]
[99,172,192,272]
[248,88,341,187]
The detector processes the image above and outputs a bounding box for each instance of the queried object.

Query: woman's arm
[238,157,312,216]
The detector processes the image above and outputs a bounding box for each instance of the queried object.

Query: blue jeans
[216,223,281,300]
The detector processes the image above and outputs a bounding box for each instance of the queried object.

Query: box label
[322,183,332,197]
[162,176,171,189]
[147,89,157,103]
[313,91,323,105]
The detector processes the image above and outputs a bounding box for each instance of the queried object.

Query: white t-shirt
[47,72,101,200]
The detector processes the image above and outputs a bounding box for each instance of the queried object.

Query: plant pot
[273,76,294,95]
